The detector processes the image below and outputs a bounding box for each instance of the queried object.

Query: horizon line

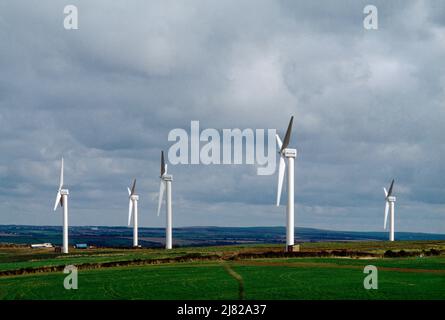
[0,224,444,236]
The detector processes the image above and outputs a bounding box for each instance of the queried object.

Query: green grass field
[0,241,444,300]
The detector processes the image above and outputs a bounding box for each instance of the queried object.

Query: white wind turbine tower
[383,179,396,241]
[276,116,297,252]
[53,157,69,254]
[157,151,173,250]
[127,179,140,247]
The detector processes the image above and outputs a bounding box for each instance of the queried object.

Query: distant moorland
[1,225,444,248]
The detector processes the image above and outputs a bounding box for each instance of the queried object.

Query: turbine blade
[131,179,136,195]
[281,116,294,152]
[59,157,64,189]
[157,180,166,216]
[127,187,131,196]
[383,187,388,198]
[161,151,166,176]
[275,134,283,150]
[387,179,395,196]
[276,156,286,206]
[384,201,389,230]
[54,191,61,211]
[128,199,133,226]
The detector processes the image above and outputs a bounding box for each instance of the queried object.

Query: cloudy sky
[0,0,444,233]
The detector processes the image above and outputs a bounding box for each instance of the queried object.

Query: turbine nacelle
[282,148,297,158]
[162,174,173,182]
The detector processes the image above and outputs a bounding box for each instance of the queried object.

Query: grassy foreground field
[0,241,444,300]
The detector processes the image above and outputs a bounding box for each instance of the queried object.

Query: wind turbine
[276,116,297,252]
[383,179,396,241]
[127,179,140,247]
[157,151,173,250]
[53,157,69,254]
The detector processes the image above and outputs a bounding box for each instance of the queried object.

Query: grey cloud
[0,0,444,233]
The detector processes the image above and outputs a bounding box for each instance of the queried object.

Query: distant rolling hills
[1,225,445,248]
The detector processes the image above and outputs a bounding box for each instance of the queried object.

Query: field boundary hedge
[0,249,442,277]
[0,253,221,277]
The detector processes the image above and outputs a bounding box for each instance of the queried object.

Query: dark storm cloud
[0,0,444,232]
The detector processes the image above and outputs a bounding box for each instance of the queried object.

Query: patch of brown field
[221,247,283,259]
[233,260,445,274]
